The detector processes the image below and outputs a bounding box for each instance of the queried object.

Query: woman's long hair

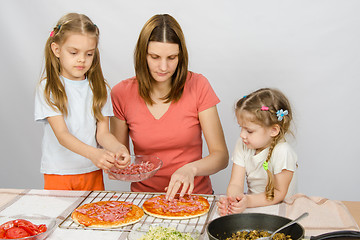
[134,14,189,105]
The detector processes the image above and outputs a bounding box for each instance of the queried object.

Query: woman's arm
[166,105,229,199]
[110,116,129,149]
[246,169,294,207]
[47,115,117,170]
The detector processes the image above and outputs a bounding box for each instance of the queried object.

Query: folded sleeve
[195,74,220,112]
[101,86,114,117]
[231,138,247,167]
[271,142,298,174]
[34,80,61,122]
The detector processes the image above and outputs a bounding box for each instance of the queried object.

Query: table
[0,189,359,240]
[343,201,360,227]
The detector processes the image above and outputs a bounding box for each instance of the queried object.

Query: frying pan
[207,213,360,240]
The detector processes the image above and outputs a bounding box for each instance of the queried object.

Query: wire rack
[59,191,216,235]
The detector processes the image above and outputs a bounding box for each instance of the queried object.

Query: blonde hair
[41,12,108,121]
[134,14,189,105]
[235,88,293,200]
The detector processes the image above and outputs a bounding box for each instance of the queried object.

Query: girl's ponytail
[43,35,68,116]
[264,137,280,200]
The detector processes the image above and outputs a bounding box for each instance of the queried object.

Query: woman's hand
[165,164,196,201]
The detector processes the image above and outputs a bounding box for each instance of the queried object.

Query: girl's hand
[217,196,230,216]
[165,165,196,201]
[89,148,116,170]
[114,148,131,169]
[228,194,248,214]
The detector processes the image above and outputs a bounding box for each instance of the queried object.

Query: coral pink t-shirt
[111,72,220,194]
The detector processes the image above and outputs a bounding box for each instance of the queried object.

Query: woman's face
[146,41,179,83]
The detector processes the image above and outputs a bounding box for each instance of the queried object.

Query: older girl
[35,13,130,190]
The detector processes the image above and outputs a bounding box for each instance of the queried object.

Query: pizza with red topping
[71,201,144,228]
[142,194,210,219]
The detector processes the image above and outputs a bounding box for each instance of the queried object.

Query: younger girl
[217,88,297,215]
[35,13,130,190]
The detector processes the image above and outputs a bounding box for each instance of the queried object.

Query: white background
[0,0,359,201]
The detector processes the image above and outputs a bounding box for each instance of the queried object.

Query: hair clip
[276,109,288,121]
[263,161,268,171]
[243,95,247,98]
[261,106,269,111]
[50,25,61,37]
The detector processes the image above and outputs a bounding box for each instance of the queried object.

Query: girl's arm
[95,116,130,168]
[226,163,245,197]
[217,163,246,215]
[47,115,116,170]
[246,169,294,207]
[166,105,229,200]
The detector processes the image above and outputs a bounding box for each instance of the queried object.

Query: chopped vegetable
[0,219,47,239]
[225,230,292,240]
[138,226,195,240]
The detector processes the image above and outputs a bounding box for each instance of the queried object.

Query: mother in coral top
[110,14,228,200]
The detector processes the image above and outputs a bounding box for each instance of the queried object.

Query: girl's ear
[270,124,280,137]
[51,42,60,58]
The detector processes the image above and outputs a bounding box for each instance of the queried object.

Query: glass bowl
[0,214,56,239]
[108,155,162,182]
[128,223,200,240]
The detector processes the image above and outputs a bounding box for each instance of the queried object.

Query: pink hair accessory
[261,106,269,111]
[50,31,55,37]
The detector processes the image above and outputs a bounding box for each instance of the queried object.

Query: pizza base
[71,201,144,228]
[143,207,208,220]
[142,194,210,220]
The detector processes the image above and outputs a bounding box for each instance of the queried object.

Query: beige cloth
[284,193,360,236]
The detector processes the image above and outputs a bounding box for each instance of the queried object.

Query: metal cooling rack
[59,191,216,234]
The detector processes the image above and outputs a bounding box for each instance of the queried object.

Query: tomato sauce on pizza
[142,194,210,219]
[71,201,144,228]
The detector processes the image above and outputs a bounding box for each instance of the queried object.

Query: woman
[110,14,228,200]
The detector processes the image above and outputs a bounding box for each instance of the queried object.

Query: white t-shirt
[232,138,298,198]
[34,77,113,175]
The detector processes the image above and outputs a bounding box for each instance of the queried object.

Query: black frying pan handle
[310,230,360,239]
